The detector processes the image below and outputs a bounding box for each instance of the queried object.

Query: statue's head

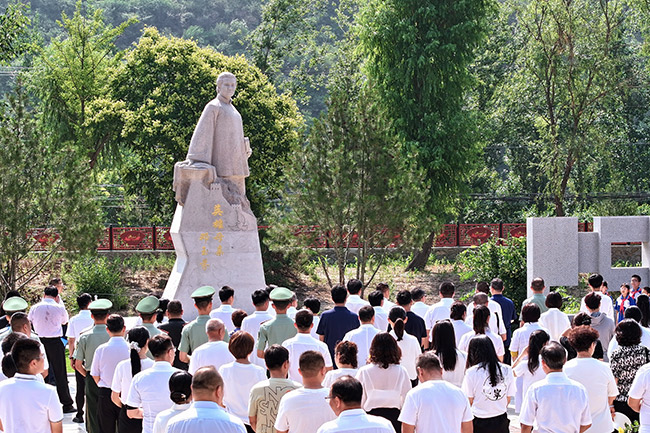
[216,72,237,99]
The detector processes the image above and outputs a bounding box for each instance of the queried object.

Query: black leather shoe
[63,406,76,414]
[72,416,84,423]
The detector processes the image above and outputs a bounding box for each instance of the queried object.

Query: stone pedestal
[163,169,266,320]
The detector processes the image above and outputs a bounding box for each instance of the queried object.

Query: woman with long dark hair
[636,294,650,328]
[512,330,550,413]
[110,326,151,433]
[431,319,466,387]
[461,335,514,433]
[388,306,422,387]
[458,306,505,361]
[355,332,411,431]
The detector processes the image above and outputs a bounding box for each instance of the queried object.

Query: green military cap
[136,295,159,314]
[3,297,27,313]
[88,298,113,311]
[269,287,293,301]
[191,286,215,298]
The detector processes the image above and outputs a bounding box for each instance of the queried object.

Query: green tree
[357,0,492,270]
[0,85,102,294]
[109,28,303,224]
[0,1,33,63]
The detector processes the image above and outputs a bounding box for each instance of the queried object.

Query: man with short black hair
[425,281,456,341]
[318,376,395,433]
[282,310,333,383]
[632,274,643,299]
[158,299,188,370]
[521,278,549,321]
[166,366,245,432]
[342,306,380,368]
[8,313,49,380]
[489,278,516,362]
[345,279,369,314]
[275,351,336,433]
[210,286,236,334]
[249,345,300,433]
[91,314,128,433]
[317,286,360,361]
[241,289,274,368]
[303,297,322,339]
[449,302,472,345]
[399,352,472,433]
[68,292,94,421]
[179,286,216,364]
[28,285,75,413]
[367,291,388,332]
[376,282,395,312]
[583,292,615,361]
[520,341,591,433]
[410,288,428,320]
[580,273,614,320]
[396,290,428,348]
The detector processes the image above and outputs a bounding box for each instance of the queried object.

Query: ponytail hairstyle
[127,326,150,377]
[527,330,550,375]
[1,353,16,378]
[388,306,407,341]
[168,371,192,404]
[156,298,170,324]
[431,320,458,371]
[472,305,490,334]
[1,332,28,378]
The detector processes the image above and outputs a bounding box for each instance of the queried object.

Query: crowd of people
[2,273,650,433]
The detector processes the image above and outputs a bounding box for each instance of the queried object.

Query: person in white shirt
[466,293,507,342]
[282,310,333,383]
[355,333,411,431]
[580,273,615,321]
[425,281,456,340]
[539,292,571,341]
[90,314,129,433]
[166,366,246,433]
[399,352,472,433]
[607,306,650,359]
[188,319,235,375]
[0,338,63,433]
[368,291,389,332]
[346,279,370,314]
[8,314,50,380]
[317,375,395,433]
[512,330,549,413]
[628,363,650,433]
[126,334,180,433]
[430,320,466,387]
[210,286,236,334]
[519,341,592,433]
[323,341,359,389]
[510,304,548,359]
[450,302,473,345]
[461,335,515,433]
[376,282,395,313]
[218,331,266,430]
[387,306,422,386]
[152,371,192,433]
[275,351,336,433]
[287,294,298,320]
[303,298,322,340]
[28,285,75,413]
[458,306,505,361]
[111,326,153,433]
[342,306,381,367]
[409,288,429,320]
[240,289,274,368]
[564,326,618,433]
[67,292,94,423]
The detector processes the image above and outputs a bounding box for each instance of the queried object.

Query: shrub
[66,256,127,310]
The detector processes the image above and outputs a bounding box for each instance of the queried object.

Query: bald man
[188,319,235,375]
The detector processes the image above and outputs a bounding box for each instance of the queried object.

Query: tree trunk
[405,230,436,271]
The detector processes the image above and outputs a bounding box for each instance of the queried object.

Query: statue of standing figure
[174,72,252,205]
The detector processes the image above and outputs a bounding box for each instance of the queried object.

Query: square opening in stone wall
[611,242,642,267]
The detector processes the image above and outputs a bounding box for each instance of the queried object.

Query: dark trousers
[118,405,142,433]
[75,370,86,417]
[368,407,401,432]
[85,374,100,433]
[98,387,121,433]
[473,412,510,433]
[40,337,74,407]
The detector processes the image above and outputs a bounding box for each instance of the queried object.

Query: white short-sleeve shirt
[315,408,395,433]
[342,324,381,367]
[125,361,179,433]
[210,305,236,333]
[345,295,370,315]
[68,310,93,340]
[152,403,190,433]
[322,368,358,389]
[372,307,389,332]
[519,372,592,433]
[439,349,467,387]
[218,361,267,423]
[398,380,472,433]
[458,329,505,358]
[451,320,473,345]
[510,323,548,354]
[274,387,336,433]
[425,298,455,331]
[629,363,650,429]
[282,333,333,383]
[90,336,130,388]
[389,330,422,380]
[410,301,429,320]
[111,357,154,403]
[0,373,63,433]
[565,357,618,433]
[461,363,515,418]
[188,340,235,375]
[539,308,571,341]
[355,363,411,411]
[513,356,546,408]
[28,298,69,337]
[240,310,274,367]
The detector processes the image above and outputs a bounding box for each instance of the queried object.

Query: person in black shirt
[158,300,188,370]
[395,290,428,349]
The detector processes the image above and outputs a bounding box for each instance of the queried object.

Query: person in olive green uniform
[136,295,162,359]
[179,286,214,364]
[73,299,112,433]
[256,287,297,359]
[0,297,28,340]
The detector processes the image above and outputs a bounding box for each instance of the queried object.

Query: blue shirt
[317,306,360,360]
[491,294,517,346]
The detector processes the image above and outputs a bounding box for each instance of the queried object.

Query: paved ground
[61,373,522,433]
